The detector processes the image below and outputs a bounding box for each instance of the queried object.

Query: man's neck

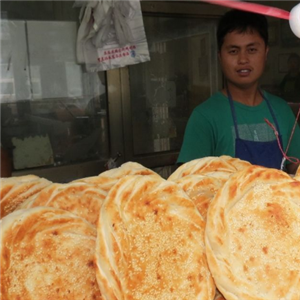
[223,83,263,107]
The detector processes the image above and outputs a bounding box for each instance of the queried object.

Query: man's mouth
[237,69,251,75]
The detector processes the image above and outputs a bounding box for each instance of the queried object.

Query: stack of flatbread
[168,156,251,220]
[15,162,161,227]
[17,181,107,226]
[0,175,52,218]
[0,207,101,300]
[95,174,215,300]
[72,161,161,193]
[205,165,300,300]
[169,155,251,183]
[1,157,300,300]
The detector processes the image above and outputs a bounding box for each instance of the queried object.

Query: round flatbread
[0,207,102,300]
[96,175,215,300]
[173,174,224,220]
[1,175,39,199]
[72,161,161,193]
[0,175,52,218]
[169,156,251,183]
[294,164,300,180]
[214,290,226,300]
[205,165,300,300]
[18,182,107,226]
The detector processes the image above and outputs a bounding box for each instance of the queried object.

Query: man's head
[216,9,269,91]
[217,10,269,51]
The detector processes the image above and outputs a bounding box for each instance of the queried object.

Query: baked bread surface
[17,182,107,226]
[169,156,251,182]
[173,174,224,220]
[0,175,51,218]
[205,165,300,300]
[96,175,215,300]
[0,207,102,299]
[73,161,161,193]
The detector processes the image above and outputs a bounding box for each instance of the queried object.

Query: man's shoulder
[264,91,296,120]
[194,92,227,112]
[264,91,290,107]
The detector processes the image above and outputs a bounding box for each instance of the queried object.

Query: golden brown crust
[99,161,160,178]
[205,165,300,300]
[173,174,224,220]
[72,175,120,193]
[295,165,300,181]
[0,207,102,300]
[18,182,107,226]
[0,175,52,218]
[169,156,251,182]
[96,175,215,300]
[214,289,226,300]
[73,162,161,193]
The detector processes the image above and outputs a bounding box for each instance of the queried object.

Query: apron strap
[226,86,240,139]
[261,90,282,137]
[226,86,282,139]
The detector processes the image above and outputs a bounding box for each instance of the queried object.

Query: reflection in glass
[1,19,109,171]
[128,16,220,156]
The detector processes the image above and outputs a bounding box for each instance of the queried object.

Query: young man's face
[218,29,269,89]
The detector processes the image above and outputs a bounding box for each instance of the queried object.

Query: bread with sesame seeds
[0,175,52,218]
[72,161,161,194]
[205,165,300,300]
[0,206,102,300]
[168,156,251,183]
[98,161,161,180]
[17,181,107,226]
[171,174,224,220]
[95,175,215,300]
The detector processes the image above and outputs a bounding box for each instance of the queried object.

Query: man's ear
[265,46,269,60]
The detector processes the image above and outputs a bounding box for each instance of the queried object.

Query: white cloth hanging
[75,0,150,71]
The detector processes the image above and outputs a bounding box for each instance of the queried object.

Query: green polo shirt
[177,91,300,165]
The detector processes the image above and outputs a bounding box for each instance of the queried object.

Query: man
[177,9,300,174]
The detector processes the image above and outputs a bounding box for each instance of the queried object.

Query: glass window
[260,16,300,121]
[1,2,109,173]
[128,16,220,156]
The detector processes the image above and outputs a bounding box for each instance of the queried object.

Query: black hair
[217,9,269,51]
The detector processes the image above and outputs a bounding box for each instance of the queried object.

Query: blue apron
[228,90,283,169]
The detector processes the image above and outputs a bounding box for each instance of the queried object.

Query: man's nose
[238,51,249,63]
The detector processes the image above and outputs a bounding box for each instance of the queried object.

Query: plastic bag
[76,0,150,71]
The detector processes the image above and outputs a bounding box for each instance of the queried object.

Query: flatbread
[169,156,251,183]
[214,290,226,300]
[72,175,119,194]
[294,164,300,180]
[95,175,215,300]
[0,175,52,218]
[173,174,224,220]
[72,161,161,193]
[0,174,39,199]
[18,182,107,226]
[0,207,102,300]
[205,165,300,300]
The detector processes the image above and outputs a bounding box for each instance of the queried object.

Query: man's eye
[248,48,257,53]
[229,49,237,54]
